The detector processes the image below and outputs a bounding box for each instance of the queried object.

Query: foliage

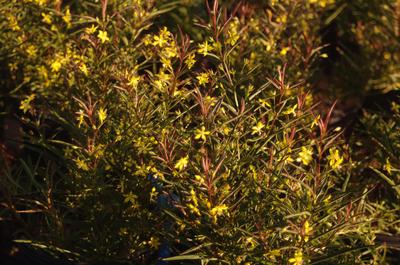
[0,0,399,264]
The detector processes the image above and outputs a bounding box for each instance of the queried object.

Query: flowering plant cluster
[0,0,399,264]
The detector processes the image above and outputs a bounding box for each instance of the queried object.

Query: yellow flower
[211,205,228,215]
[195,175,205,184]
[129,75,140,88]
[150,187,158,201]
[162,45,178,58]
[8,62,18,72]
[226,25,240,45]
[76,110,85,127]
[309,0,335,7]
[50,25,58,32]
[283,104,297,116]
[8,15,20,31]
[41,13,52,24]
[196,72,210,85]
[75,158,89,171]
[152,27,171,47]
[311,114,320,128]
[148,237,160,249]
[267,249,281,258]
[236,256,244,263]
[20,94,35,113]
[155,70,171,89]
[188,189,201,216]
[175,155,189,171]
[79,63,88,76]
[297,146,313,166]
[323,194,331,204]
[93,144,105,159]
[204,96,216,107]
[198,40,214,56]
[26,45,38,58]
[289,250,303,265]
[160,56,172,69]
[98,107,107,124]
[244,237,257,250]
[50,58,63,72]
[303,220,312,242]
[38,65,48,80]
[327,148,343,170]
[188,203,201,216]
[194,126,211,141]
[392,102,400,112]
[221,124,231,135]
[277,14,287,24]
[153,35,168,47]
[190,189,198,206]
[249,165,258,180]
[210,204,228,223]
[258,98,271,108]
[185,53,196,69]
[280,47,290,56]
[33,0,47,5]
[85,25,98,35]
[251,121,264,135]
[62,7,72,28]
[97,30,110,43]
[124,192,138,207]
[384,157,392,175]
[265,41,274,52]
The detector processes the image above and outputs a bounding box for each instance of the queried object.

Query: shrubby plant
[0,0,398,264]
[313,0,400,97]
[342,0,400,93]
[354,101,400,228]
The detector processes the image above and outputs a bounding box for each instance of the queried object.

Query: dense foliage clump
[0,0,399,264]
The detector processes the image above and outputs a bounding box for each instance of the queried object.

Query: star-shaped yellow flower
[198,40,214,56]
[194,126,211,141]
[98,107,107,124]
[251,121,264,135]
[196,72,210,86]
[85,24,98,35]
[97,30,110,43]
[124,192,138,207]
[289,250,303,265]
[185,53,196,69]
[175,155,189,171]
[327,148,343,170]
[297,146,313,166]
